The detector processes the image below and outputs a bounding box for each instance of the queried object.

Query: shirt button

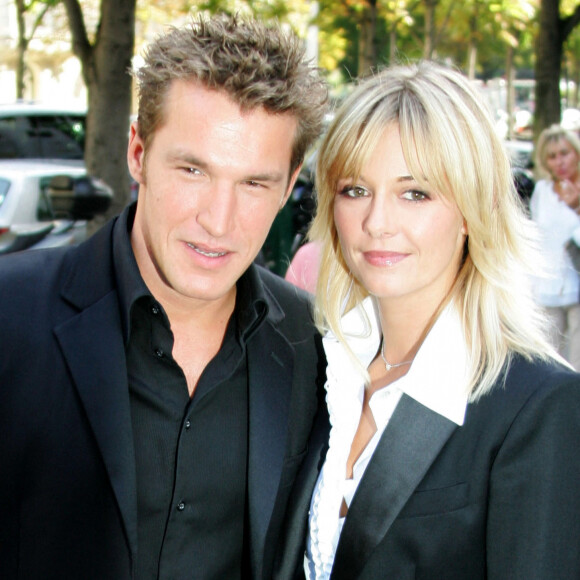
[154,348,164,358]
[184,420,191,430]
[177,502,185,511]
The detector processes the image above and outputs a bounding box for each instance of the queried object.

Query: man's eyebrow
[169,151,208,169]
[168,151,286,183]
[244,171,286,183]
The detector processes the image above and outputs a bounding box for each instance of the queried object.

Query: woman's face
[544,137,580,182]
[333,124,467,312]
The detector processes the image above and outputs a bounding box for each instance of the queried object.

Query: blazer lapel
[331,394,457,580]
[53,222,138,560]
[246,323,294,579]
[54,293,138,558]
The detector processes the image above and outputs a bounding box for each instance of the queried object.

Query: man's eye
[339,185,369,198]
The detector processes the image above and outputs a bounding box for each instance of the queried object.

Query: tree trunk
[466,9,478,80]
[506,45,515,141]
[423,0,438,59]
[358,0,378,77]
[467,42,477,80]
[533,0,563,142]
[62,0,136,231]
[15,0,27,99]
[389,27,397,63]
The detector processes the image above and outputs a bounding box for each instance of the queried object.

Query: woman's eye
[402,189,428,202]
[339,185,369,198]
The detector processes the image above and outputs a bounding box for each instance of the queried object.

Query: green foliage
[132,0,579,103]
[312,0,540,81]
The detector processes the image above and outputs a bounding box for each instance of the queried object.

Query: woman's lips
[364,251,408,267]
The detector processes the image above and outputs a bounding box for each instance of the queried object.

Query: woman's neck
[377,295,447,363]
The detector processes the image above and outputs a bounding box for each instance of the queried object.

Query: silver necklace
[380,340,414,372]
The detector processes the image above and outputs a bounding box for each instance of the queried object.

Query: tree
[384,0,419,63]
[61,0,136,223]
[14,0,61,99]
[533,0,580,141]
[357,0,379,76]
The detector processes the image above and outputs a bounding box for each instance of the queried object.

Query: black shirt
[113,205,268,579]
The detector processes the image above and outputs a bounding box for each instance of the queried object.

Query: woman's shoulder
[532,178,555,197]
[482,355,580,414]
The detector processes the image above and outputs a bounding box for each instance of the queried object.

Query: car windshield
[0,114,86,160]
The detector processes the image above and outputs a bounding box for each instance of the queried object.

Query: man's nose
[197,182,237,238]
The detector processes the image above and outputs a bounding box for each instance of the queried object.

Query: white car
[0,159,112,254]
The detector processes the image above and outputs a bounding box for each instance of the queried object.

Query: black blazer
[0,210,328,580]
[276,356,580,579]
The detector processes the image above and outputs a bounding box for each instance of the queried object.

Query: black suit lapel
[331,394,457,580]
[246,324,294,579]
[55,291,138,559]
[273,397,330,580]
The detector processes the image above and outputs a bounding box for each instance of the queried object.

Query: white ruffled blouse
[304,297,470,580]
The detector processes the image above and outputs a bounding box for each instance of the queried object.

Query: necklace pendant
[385,362,393,371]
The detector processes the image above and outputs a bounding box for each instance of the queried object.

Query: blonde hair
[310,61,559,400]
[535,123,580,180]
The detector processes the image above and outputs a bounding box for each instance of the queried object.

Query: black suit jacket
[0,210,328,579]
[277,356,580,580]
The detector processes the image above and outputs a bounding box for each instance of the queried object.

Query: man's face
[128,80,299,310]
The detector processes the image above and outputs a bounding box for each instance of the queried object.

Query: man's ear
[280,163,303,209]
[127,121,145,184]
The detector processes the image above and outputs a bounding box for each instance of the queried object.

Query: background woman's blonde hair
[309,60,560,400]
[535,123,580,180]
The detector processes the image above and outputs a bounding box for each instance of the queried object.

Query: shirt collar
[112,202,268,346]
[112,203,150,345]
[325,296,469,426]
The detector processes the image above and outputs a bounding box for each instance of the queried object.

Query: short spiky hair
[133,14,328,173]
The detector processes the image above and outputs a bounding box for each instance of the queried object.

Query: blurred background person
[530,124,580,369]
[284,240,322,294]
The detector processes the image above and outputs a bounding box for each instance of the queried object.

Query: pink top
[284,241,322,294]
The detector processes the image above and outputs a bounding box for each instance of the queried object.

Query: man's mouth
[187,243,228,258]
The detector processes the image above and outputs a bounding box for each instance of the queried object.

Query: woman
[304,62,580,579]
[530,125,580,369]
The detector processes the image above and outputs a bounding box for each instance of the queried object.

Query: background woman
[303,62,580,579]
[530,124,580,369]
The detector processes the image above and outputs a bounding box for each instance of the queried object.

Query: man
[0,15,329,579]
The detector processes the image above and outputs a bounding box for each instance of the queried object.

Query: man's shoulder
[0,217,116,302]
[0,246,70,286]
[255,264,313,310]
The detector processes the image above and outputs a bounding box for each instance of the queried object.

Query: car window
[0,178,9,208]
[0,114,86,160]
[37,176,56,221]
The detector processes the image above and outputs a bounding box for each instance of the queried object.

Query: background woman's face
[545,138,579,182]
